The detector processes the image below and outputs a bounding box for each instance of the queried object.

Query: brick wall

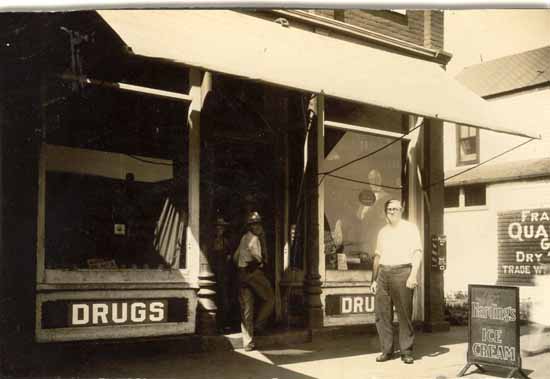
[312,10,444,50]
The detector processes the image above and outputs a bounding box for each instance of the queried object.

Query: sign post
[458,284,529,379]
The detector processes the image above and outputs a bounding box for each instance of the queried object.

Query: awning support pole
[422,118,449,332]
[304,93,324,329]
[187,69,217,335]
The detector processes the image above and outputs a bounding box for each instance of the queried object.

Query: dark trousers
[375,265,414,355]
[238,268,274,347]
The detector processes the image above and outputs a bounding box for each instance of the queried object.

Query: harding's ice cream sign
[498,209,550,285]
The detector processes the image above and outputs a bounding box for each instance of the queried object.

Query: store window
[456,125,480,166]
[42,82,188,270]
[323,128,405,275]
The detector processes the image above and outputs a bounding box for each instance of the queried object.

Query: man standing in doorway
[233,211,274,351]
[370,199,422,364]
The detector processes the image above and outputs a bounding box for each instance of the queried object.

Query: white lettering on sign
[507,223,550,243]
[482,327,503,344]
[515,251,543,263]
[471,302,516,322]
[70,301,167,326]
[472,342,516,362]
[72,304,89,325]
[340,295,374,314]
[341,297,353,313]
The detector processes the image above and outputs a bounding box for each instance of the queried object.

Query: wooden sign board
[458,284,528,379]
[497,209,550,286]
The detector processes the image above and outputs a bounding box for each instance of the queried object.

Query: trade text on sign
[70,300,167,326]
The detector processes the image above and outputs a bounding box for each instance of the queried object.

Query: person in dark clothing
[210,216,232,333]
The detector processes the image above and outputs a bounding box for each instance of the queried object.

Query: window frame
[456,124,480,166]
[322,120,410,283]
[36,143,192,287]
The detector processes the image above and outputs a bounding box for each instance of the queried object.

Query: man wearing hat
[233,211,274,351]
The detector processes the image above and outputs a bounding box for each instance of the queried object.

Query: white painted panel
[444,179,550,294]
[444,207,496,293]
[36,289,197,342]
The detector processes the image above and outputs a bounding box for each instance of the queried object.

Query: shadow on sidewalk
[8,342,316,379]
[262,326,471,366]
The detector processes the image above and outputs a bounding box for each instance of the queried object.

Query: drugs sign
[325,294,375,315]
[69,300,167,326]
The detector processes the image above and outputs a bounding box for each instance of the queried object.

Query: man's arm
[249,236,263,263]
[370,254,380,294]
[406,249,422,289]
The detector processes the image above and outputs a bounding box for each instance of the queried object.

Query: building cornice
[270,10,453,66]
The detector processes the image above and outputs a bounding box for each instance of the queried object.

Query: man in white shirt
[370,199,422,364]
[233,211,274,351]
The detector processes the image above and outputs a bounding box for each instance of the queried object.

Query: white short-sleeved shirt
[375,219,422,266]
[235,231,262,268]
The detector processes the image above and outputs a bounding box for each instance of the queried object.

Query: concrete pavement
[7,325,550,379]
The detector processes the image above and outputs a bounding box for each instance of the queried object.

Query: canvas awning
[98,10,540,139]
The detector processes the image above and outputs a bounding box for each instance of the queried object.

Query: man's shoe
[244,343,256,352]
[401,354,414,364]
[375,353,392,362]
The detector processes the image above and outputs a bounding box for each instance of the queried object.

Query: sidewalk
[7,325,550,379]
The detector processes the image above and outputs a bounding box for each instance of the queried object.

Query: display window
[323,99,407,282]
[40,83,189,274]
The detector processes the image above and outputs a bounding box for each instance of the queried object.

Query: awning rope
[319,122,422,177]
[423,137,535,191]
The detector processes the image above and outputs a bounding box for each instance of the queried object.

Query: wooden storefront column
[407,116,425,322]
[187,69,217,335]
[304,93,324,329]
[422,118,449,332]
[263,88,289,322]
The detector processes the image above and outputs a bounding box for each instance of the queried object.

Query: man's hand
[370,281,378,294]
[406,274,418,289]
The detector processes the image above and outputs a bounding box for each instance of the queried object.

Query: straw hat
[246,211,262,225]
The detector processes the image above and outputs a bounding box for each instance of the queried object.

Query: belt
[380,264,412,269]
[238,263,260,274]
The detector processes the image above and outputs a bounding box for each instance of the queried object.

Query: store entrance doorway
[201,81,278,333]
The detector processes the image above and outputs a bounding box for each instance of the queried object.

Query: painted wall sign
[497,209,550,286]
[41,298,188,329]
[458,285,527,378]
[325,294,375,315]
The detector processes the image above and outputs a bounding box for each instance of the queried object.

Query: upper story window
[456,125,480,166]
[444,184,486,209]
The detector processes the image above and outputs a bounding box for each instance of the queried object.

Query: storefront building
[1,9,537,353]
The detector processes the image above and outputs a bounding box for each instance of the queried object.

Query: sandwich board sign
[458,284,529,379]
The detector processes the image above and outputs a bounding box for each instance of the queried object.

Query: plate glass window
[323,129,404,272]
